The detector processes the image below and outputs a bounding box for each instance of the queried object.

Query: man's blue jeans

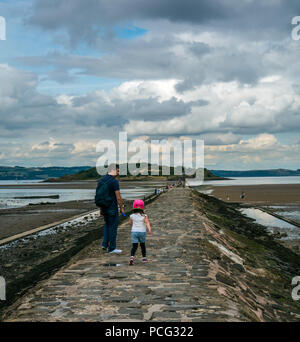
[102,208,119,252]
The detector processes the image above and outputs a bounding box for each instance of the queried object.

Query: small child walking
[129,199,152,265]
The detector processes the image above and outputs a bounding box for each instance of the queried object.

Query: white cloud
[110,80,179,102]
[72,141,97,155]
[206,133,279,152]
[259,75,281,83]
[32,138,57,152]
[2,1,300,169]
[239,133,279,150]
[122,78,300,137]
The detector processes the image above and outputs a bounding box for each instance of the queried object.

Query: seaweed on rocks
[191,190,300,321]
[193,189,300,281]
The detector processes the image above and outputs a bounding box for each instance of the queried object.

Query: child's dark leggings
[131,243,146,257]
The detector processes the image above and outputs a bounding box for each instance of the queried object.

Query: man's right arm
[115,190,124,213]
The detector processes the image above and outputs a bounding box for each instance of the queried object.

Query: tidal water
[240,208,300,240]
[190,176,300,241]
[0,180,158,210]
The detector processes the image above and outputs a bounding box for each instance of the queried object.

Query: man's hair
[107,163,120,172]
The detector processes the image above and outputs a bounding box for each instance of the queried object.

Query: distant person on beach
[129,199,152,265]
[95,164,125,254]
[240,191,246,200]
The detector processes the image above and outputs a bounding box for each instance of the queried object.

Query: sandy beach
[0,180,169,240]
[0,200,97,240]
[206,183,300,205]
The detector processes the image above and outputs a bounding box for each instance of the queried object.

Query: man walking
[98,164,125,254]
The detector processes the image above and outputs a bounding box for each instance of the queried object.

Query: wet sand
[206,184,300,205]
[0,200,97,240]
[204,184,300,255]
[0,199,138,241]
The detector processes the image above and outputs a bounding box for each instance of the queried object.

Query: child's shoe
[129,257,134,265]
[142,257,148,263]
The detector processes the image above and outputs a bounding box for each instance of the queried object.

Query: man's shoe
[109,249,122,254]
[142,257,148,263]
[102,246,108,251]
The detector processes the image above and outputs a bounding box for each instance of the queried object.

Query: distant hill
[45,164,222,182]
[0,166,92,180]
[210,168,300,178]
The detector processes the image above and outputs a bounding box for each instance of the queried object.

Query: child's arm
[144,216,152,235]
[129,218,133,227]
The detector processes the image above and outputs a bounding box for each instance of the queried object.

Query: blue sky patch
[114,25,148,40]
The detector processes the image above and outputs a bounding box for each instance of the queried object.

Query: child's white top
[130,213,147,232]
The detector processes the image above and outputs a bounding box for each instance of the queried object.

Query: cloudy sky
[1,0,300,170]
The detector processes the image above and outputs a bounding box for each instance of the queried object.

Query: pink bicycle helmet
[133,199,145,210]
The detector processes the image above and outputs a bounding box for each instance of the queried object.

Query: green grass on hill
[45,165,222,182]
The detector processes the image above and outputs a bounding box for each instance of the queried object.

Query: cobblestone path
[5,188,242,322]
